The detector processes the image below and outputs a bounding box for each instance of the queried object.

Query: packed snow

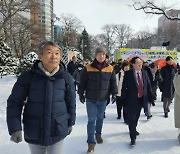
[1,75,180,154]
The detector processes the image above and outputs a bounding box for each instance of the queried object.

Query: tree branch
[131,0,180,20]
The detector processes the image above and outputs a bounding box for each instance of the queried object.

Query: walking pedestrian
[115,61,130,124]
[78,47,117,153]
[160,56,176,118]
[72,63,84,91]
[121,56,153,146]
[6,41,76,154]
[173,72,180,142]
[145,62,163,120]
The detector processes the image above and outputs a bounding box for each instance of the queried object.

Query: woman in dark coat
[145,62,163,120]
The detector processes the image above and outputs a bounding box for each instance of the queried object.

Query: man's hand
[79,95,85,104]
[111,95,116,104]
[67,126,73,135]
[10,130,22,143]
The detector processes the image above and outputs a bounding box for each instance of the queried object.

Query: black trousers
[128,97,143,140]
[116,96,128,122]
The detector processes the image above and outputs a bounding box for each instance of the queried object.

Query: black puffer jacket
[7,61,76,146]
[78,60,118,101]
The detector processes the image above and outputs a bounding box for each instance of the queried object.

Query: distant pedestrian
[173,72,180,142]
[72,63,84,91]
[67,56,78,76]
[115,61,130,124]
[145,62,163,120]
[67,56,78,90]
[160,56,176,118]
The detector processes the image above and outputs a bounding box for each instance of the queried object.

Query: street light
[81,39,87,59]
[81,39,84,58]
[51,13,60,41]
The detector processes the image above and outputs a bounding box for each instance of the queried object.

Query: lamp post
[51,13,60,41]
[81,39,84,58]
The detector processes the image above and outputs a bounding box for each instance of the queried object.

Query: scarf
[91,58,108,71]
[38,62,59,77]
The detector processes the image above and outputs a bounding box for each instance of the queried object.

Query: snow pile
[1,76,180,154]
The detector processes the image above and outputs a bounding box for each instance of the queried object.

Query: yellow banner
[114,48,177,62]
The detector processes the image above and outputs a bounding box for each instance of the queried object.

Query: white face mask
[78,67,82,70]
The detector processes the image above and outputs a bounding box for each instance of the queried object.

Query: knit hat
[95,47,106,56]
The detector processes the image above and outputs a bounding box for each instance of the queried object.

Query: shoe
[130,139,136,147]
[124,120,128,125]
[104,114,106,118]
[168,109,170,112]
[96,135,103,144]
[87,144,95,153]
[164,113,168,118]
[136,131,140,136]
[117,116,121,119]
[152,102,155,106]
[147,115,152,120]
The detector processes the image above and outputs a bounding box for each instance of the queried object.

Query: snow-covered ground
[1,75,180,154]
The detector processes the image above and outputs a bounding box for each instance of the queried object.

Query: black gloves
[79,95,85,104]
[111,95,116,104]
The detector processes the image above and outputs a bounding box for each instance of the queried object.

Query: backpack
[23,69,70,102]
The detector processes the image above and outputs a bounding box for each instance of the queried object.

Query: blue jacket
[7,61,76,146]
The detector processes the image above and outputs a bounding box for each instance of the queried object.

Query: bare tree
[89,35,100,57]
[0,0,30,33]
[10,14,46,58]
[156,22,180,50]
[101,24,117,55]
[60,13,83,47]
[114,24,133,48]
[131,0,180,20]
[0,0,42,54]
[127,29,154,49]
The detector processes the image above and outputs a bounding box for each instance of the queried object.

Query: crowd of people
[6,41,180,154]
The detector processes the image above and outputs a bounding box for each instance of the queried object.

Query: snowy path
[1,76,180,154]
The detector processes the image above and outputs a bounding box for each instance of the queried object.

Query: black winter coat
[121,69,153,114]
[146,68,163,100]
[78,62,118,101]
[7,61,76,146]
[67,61,78,75]
[160,64,176,100]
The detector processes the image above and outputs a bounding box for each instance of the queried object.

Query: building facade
[30,0,53,44]
[158,9,180,50]
[158,9,180,30]
[54,25,62,42]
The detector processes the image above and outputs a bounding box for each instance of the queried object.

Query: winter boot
[96,135,103,144]
[164,112,168,118]
[87,144,95,153]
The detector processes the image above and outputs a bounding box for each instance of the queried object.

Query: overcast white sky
[53,0,180,35]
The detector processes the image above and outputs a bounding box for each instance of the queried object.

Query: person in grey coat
[173,73,180,142]
[6,41,76,154]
